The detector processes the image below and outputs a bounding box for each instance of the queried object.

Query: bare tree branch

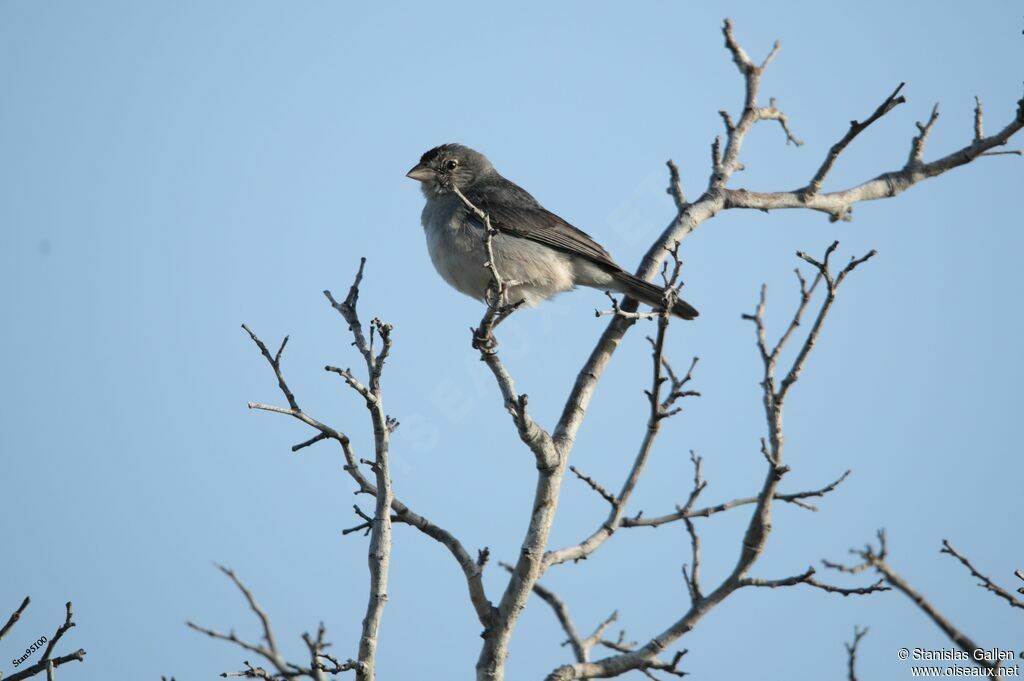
[188,572,354,681]
[449,188,564,681]
[681,452,707,602]
[845,626,868,681]
[595,290,661,320]
[554,16,972,458]
[716,19,789,180]
[228,263,401,681]
[545,241,877,680]
[940,540,1024,611]
[243,287,495,632]
[726,96,1024,221]
[907,103,941,167]
[4,600,86,681]
[39,603,75,664]
[804,83,907,196]
[777,243,876,400]
[220,661,276,679]
[666,159,687,211]
[323,267,396,681]
[222,565,281,659]
[569,466,617,508]
[974,96,985,143]
[824,531,999,672]
[620,469,851,529]
[738,566,887,596]
[188,566,300,679]
[511,568,684,681]
[545,248,696,569]
[4,651,87,681]
[759,97,804,146]
[1,596,30,642]
[500,562,589,666]
[223,17,1022,681]
[448,185,554,466]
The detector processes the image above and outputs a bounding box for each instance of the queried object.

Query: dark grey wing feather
[461,176,700,320]
[461,178,620,270]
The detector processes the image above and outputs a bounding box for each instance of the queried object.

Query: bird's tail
[611,271,699,320]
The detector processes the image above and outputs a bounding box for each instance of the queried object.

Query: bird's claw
[472,328,499,353]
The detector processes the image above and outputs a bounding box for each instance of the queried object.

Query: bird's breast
[419,196,578,308]
[421,199,491,300]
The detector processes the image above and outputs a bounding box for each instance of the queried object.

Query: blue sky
[1,2,1021,679]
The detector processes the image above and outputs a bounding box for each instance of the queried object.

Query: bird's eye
[445,159,459,171]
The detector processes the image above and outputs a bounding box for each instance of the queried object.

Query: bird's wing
[461,179,620,271]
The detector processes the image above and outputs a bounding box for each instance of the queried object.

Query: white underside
[421,195,617,308]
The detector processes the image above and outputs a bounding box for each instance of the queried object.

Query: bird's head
[406,144,493,196]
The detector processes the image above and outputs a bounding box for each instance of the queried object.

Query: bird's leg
[468,205,524,352]
[491,298,525,329]
[472,295,525,352]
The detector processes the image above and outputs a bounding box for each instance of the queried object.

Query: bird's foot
[472,327,499,353]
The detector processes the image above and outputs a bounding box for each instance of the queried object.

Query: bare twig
[759,97,804,146]
[824,531,998,671]
[681,452,707,601]
[243,325,300,412]
[220,661,275,679]
[666,159,687,211]
[512,568,684,681]
[243,326,493,628]
[315,652,359,675]
[559,21,1022,474]
[714,20,795,181]
[187,566,294,677]
[188,567,349,680]
[739,566,888,597]
[450,173,563,681]
[941,540,1024,610]
[907,103,941,167]
[1,596,30,642]
[569,466,617,507]
[780,243,877,401]
[804,83,906,196]
[726,95,1024,221]
[323,264,397,681]
[547,246,698,569]
[974,96,985,143]
[222,565,279,655]
[39,602,75,663]
[500,562,586,664]
[553,16,804,455]
[621,468,851,528]
[595,291,661,320]
[546,240,877,680]
[4,650,87,681]
[845,626,869,681]
[3,600,87,681]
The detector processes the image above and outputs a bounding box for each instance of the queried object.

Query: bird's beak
[406,164,434,182]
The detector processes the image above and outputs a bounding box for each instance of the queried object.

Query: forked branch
[545,244,878,681]
[824,531,1000,672]
[188,565,350,680]
[3,599,86,681]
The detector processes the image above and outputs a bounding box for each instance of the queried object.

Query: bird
[405,144,698,320]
